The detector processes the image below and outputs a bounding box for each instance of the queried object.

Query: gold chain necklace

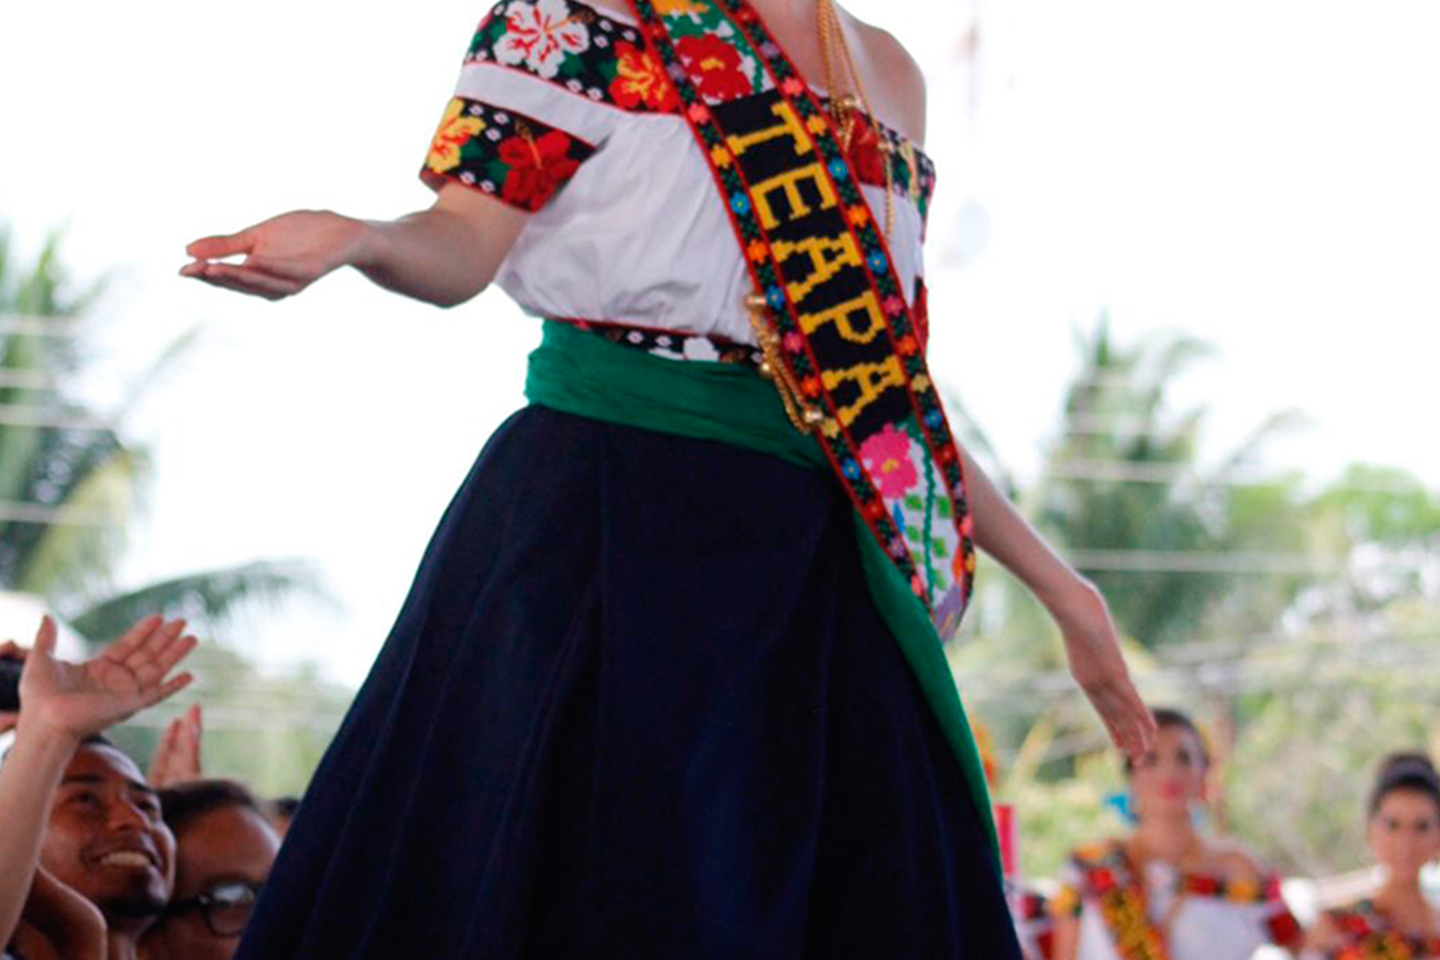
[816,0,895,241]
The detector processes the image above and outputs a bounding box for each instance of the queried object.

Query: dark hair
[267,795,301,820]
[1367,752,1440,820]
[159,779,266,835]
[1123,707,1210,775]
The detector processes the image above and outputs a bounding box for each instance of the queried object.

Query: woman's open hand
[181,209,368,301]
[1053,581,1156,762]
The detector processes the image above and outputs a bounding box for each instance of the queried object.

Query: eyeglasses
[165,881,263,938]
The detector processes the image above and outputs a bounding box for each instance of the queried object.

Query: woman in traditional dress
[183,0,1154,955]
[1051,708,1300,960]
[1303,753,1440,960]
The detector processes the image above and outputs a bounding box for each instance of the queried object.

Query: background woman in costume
[181,0,1153,955]
[1050,708,1300,960]
[1302,754,1440,960]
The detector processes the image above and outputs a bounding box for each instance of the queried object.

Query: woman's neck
[1130,813,1202,865]
[1374,876,1439,938]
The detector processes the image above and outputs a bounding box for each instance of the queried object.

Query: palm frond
[67,559,330,646]
[16,447,146,600]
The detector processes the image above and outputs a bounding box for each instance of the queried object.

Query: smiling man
[38,736,176,960]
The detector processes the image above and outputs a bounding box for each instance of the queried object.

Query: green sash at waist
[525,319,999,858]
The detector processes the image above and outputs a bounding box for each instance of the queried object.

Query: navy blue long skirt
[235,405,1022,960]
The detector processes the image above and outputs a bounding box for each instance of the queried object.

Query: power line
[0,371,56,390]
[1066,549,1345,575]
[0,316,86,338]
[0,404,116,432]
[0,502,117,526]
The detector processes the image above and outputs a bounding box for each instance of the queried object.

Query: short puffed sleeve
[420,0,679,212]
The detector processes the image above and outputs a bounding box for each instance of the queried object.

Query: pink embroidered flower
[780,77,805,97]
[782,331,804,353]
[675,34,753,102]
[860,423,919,499]
[687,102,712,123]
[498,130,582,210]
[495,0,590,80]
[882,293,905,317]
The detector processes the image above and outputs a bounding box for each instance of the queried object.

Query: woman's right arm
[181,182,532,307]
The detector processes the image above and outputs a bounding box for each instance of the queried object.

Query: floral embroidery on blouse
[609,40,680,111]
[421,98,597,211]
[426,98,488,174]
[1322,901,1440,960]
[492,0,593,79]
[457,0,934,216]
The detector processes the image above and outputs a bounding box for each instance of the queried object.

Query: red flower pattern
[847,113,888,187]
[608,41,679,111]
[674,34,752,102]
[497,130,583,211]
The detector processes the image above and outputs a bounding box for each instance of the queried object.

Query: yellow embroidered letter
[726,101,813,158]
[749,163,838,229]
[797,289,886,345]
[772,234,862,304]
[822,356,907,426]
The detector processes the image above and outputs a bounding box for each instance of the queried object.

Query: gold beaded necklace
[816,0,895,241]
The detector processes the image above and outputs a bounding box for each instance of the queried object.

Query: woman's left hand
[1054,581,1155,762]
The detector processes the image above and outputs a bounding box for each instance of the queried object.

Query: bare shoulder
[841,8,928,145]
[1304,911,1345,952]
[1202,839,1268,883]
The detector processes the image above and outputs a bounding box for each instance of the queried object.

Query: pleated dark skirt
[234,405,1021,960]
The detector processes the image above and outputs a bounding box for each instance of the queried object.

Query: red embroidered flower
[498,130,582,211]
[608,41,680,111]
[847,113,888,186]
[1187,875,1221,896]
[859,423,919,499]
[913,280,930,351]
[675,34,752,101]
[801,375,822,398]
[1338,913,1372,937]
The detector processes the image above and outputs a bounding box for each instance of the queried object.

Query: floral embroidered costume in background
[1053,841,1301,960]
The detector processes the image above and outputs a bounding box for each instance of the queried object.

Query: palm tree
[0,224,319,645]
[1037,315,1310,649]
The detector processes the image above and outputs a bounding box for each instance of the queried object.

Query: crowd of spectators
[0,615,1434,960]
[0,615,291,960]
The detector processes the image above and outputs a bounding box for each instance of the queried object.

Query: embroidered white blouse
[419,0,936,347]
[1061,856,1294,960]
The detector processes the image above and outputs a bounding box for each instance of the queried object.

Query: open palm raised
[18,615,198,743]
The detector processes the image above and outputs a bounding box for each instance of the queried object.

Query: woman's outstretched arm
[181,183,531,307]
[960,448,1156,760]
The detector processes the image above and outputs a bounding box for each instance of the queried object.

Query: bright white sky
[1,0,1437,687]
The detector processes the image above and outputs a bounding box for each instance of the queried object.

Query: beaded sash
[627,0,976,640]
